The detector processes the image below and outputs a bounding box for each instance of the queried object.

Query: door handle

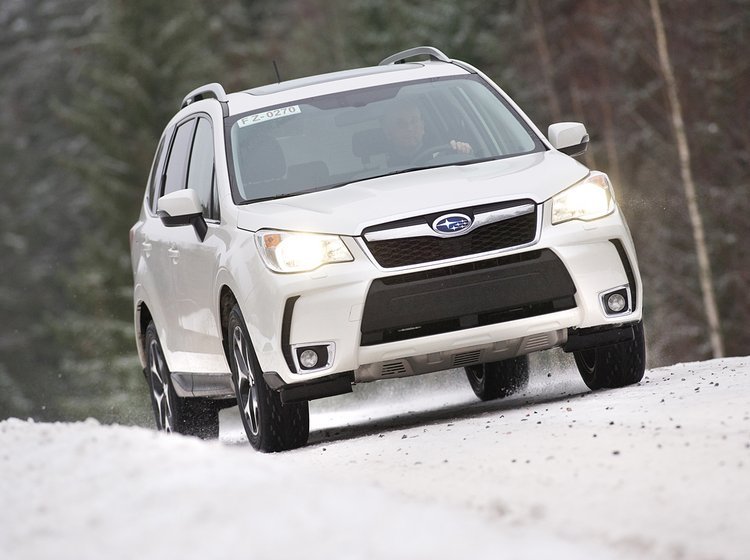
[141,241,152,257]
[168,247,180,263]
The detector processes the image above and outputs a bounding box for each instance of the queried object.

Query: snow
[2,355,749,560]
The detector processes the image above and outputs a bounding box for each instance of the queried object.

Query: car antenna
[272,60,282,84]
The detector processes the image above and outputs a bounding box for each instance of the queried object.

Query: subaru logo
[432,213,473,236]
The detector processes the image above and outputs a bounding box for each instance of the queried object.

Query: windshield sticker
[237,105,301,128]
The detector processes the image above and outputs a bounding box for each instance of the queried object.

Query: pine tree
[56,0,228,422]
[649,0,724,357]
[0,0,97,420]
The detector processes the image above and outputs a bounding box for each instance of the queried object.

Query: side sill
[171,372,234,398]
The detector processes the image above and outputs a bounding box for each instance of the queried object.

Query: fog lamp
[292,343,335,373]
[299,349,319,369]
[600,287,630,316]
[607,293,627,313]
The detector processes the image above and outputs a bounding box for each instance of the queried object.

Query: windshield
[227,75,544,204]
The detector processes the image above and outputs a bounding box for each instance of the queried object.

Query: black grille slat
[364,208,537,268]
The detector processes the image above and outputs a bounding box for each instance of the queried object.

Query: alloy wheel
[468,365,485,390]
[148,339,174,432]
[578,349,597,374]
[232,325,260,437]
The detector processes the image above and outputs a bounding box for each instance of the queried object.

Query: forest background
[1,0,747,423]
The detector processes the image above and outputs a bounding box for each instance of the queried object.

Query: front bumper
[244,206,642,387]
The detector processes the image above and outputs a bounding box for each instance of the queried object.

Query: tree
[2,0,748,423]
[649,0,724,357]
[0,0,97,420]
[55,0,228,422]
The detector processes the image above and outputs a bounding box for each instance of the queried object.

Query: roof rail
[181,83,228,110]
[379,46,451,66]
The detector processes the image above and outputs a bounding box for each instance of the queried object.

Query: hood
[236,150,589,236]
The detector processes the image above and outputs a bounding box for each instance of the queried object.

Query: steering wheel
[410,143,457,165]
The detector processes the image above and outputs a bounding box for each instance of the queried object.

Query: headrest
[241,134,286,182]
[287,161,330,188]
[352,128,387,158]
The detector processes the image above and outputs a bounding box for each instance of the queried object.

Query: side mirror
[548,122,589,157]
[157,189,207,241]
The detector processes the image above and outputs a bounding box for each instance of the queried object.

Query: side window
[209,173,220,221]
[162,119,196,197]
[186,117,216,219]
[146,134,168,214]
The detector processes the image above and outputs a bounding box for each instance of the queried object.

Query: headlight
[255,230,353,273]
[551,171,615,225]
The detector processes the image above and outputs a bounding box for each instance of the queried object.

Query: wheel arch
[135,301,153,370]
[219,285,238,364]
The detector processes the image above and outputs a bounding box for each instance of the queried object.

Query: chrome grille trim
[363,203,536,242]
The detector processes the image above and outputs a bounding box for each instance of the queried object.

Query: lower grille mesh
[360,249,577,346]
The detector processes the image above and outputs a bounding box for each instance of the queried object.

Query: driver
[382,99,472,166]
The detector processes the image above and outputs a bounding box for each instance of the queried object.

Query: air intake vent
[382,361,407,376]
[524,333,551,352]
[453,350,481,367]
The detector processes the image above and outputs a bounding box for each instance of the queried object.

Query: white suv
[130,47,645,451]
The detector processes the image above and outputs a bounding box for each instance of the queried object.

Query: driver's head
[383,99,424,153]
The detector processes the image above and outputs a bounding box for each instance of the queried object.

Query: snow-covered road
[2,354,749,559]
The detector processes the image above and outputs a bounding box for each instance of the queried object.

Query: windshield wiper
[245,192,300,204]
[244,184,339,204]
[360,160,469,181]
[371,155,524,180]
[242,157,499,205]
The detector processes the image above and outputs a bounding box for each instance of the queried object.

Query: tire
[573,321,646,390]
[466,355,530,401]
[227,304,309,452]
[145,322,220,439]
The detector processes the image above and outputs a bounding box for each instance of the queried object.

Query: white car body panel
[131,53,643,402]
[238,209,641,384]
[226,63,467,116]
[235,151,588,236]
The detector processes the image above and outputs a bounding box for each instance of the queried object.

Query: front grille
[364,205,537,268]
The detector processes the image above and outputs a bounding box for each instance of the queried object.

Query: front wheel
[466,355,530,401]
[573,321,646,390]
[228,305,309,452]
[145,322,220,438]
